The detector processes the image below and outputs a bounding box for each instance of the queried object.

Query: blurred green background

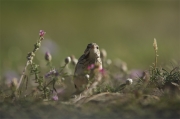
[1,0,180,75]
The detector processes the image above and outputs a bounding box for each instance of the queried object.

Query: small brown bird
[74,43,102,93]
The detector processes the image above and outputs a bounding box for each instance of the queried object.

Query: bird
[73,43,102,93]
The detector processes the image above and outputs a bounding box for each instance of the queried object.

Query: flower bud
[126,78,133,85]
[70,55,78,66]
[106,59,112,65]
[39,30,46,37]
[65,56,71,64]
[27,52,35,57]
[45,52,52,61]
[121,62,128,72]
[100,49,107,59]
[85,74,90,80]
[34,42,41,49]
[27,56,33,61]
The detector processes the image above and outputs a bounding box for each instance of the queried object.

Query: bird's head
[84,43,100,59]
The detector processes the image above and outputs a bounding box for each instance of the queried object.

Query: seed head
[153,38,158,51]
[126,78,133,85]
[65,56,71,64]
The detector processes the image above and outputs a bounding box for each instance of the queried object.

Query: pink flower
[52,95,58,101]
[39,30,46,37]
[87,64,95,70]
[99,68,106,76]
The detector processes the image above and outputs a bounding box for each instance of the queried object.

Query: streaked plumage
[74,43,102,92]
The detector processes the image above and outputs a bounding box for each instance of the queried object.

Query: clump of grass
[150,39,179,90]
[138,39,180,95]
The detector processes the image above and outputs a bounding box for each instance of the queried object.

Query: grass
[1,2,180,118]
[0,31,180,119]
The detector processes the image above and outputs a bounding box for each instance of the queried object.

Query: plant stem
[45,80,54,87]
[155,50,158,68]
[16,61,30,90]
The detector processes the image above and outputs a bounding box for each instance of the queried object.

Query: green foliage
[148,66,180,88]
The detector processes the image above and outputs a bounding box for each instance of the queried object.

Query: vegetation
[0,31,179,119]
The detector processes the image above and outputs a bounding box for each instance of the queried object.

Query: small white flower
[126,78,133,85]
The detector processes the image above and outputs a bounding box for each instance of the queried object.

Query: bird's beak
[91,45,95,49]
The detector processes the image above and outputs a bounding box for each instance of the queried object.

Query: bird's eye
[87,46,90,49]
[96,47,99,49]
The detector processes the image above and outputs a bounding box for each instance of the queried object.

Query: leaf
[116,83,126,91]
[171,82,179,87]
